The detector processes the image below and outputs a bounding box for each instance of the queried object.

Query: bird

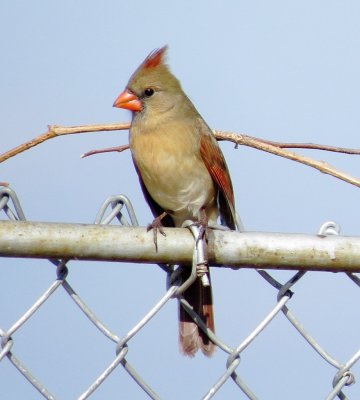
[113,46,236,357]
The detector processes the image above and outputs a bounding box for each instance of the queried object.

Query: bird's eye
[144,88,154,97]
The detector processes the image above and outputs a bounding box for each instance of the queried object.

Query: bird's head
[113,46,184,116]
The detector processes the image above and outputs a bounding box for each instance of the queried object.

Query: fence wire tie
[186,221,210,284]
[55,259,69,280]
[94,194,139,226]
[334,371,356,388]
[0,186,26,220]
[166,264,182,291]
[332,347,360,391]
[318,220,341,237]
[326,371,355,400]
[0,333,13,361]
[277,271,306,302]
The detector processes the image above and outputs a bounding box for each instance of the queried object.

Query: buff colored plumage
[113,46,236,356]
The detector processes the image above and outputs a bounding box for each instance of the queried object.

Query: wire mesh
[0,186,359,399]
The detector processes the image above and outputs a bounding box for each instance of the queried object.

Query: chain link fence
[0,186,359,399]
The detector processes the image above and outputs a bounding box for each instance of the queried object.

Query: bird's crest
[143,46,168,69]
[128,45,181,94]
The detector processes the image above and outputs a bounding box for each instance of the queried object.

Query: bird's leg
[195,207,209,244]
[147,211,168,252]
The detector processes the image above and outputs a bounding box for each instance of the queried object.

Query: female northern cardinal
[113,46,236,357]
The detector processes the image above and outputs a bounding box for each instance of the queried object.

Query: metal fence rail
[0,186,359,399]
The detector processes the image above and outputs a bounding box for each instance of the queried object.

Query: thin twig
[215,131,360,188]
[0,123,130,163]
[81,144,130,158]
[254,137,360,155]
[1,123,359,188]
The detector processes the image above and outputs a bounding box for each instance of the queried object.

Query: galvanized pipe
[0,221,360,272]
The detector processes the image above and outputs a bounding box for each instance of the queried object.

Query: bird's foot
[147,211,167,252]
[191,209,209,244]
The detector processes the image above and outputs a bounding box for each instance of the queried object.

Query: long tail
[178,269,215,357]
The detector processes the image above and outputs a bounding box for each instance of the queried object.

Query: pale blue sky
[1,1,360,399]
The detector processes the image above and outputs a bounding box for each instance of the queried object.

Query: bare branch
[214,130,360,188]
[253,137,360,155]
[81,144,130,158]
[1,122,360,188]
[0,123,130,163]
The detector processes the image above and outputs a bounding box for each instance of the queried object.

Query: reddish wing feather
[200,131,236,228]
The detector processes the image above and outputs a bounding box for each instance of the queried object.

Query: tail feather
[178,270,215,357]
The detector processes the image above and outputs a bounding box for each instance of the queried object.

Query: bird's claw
[147,215,167,252]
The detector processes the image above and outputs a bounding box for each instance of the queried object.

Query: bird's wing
[198,121,236,230]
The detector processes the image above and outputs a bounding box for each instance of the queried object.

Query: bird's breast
[130,123,216,224]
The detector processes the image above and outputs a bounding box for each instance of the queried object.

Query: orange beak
[113,88,142,111]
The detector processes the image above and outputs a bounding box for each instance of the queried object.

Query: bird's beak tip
[113,88,142,111]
